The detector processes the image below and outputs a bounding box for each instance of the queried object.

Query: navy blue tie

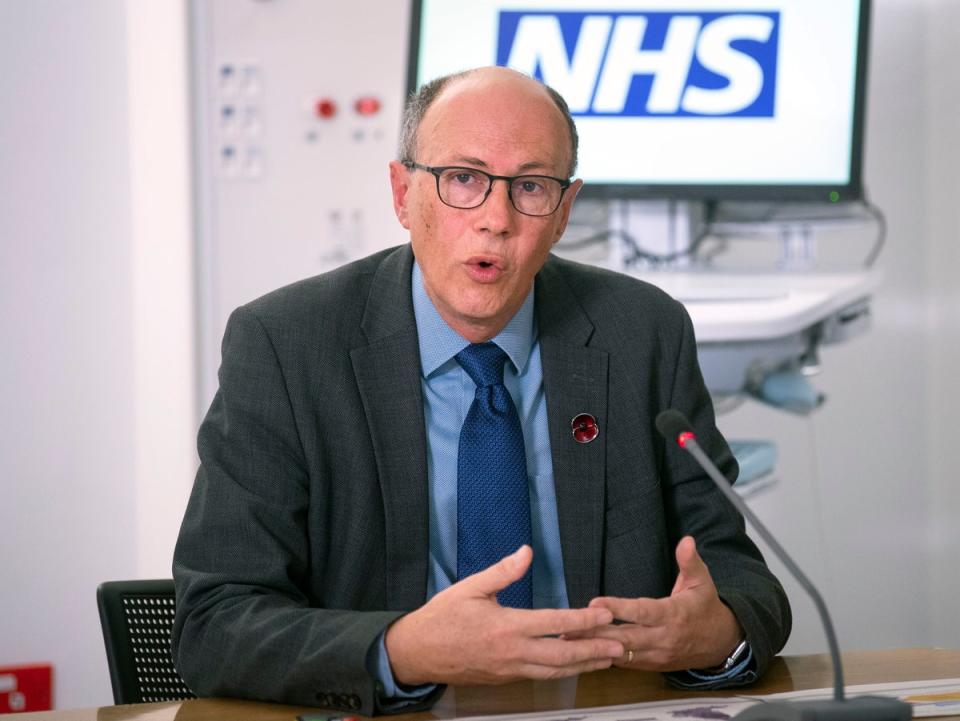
[455,342,533,608]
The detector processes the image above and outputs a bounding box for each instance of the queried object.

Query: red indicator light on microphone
[677,431,695,448]
[315,98,337,119]
[354,96,381,116]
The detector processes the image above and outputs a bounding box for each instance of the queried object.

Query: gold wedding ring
[626,649,634,663]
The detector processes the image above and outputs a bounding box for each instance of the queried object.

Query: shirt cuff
[663,643,757,690]
[367,630,439,709]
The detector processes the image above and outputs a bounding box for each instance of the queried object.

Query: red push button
[354,96,381,116]
[315,98,337,119]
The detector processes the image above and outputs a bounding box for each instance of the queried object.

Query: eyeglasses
[403,161,571,217]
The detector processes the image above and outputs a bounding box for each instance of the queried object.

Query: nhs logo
[497,11,779,117]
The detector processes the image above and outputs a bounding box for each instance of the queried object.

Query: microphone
[655,410,910,720]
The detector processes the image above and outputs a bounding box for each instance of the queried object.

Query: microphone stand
[656,410,911,720]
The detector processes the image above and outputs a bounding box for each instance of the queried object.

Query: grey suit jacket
[171,244,790,715]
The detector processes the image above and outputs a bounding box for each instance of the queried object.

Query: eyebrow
[451,156,554,174]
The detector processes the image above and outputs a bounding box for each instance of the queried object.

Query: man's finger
[611,642,683,672]
[672,535,711,594]
[518,606,616,637]
[515,637,626,678]
[516,656,617,680]
[588,596,666,626]
[578,622,670,660]
[676,536,707,574]
[456,545,533,598]
[520,634,623,667]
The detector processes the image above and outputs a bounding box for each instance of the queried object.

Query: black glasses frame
[403,161,572,217]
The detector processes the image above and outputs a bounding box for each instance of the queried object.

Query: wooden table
[18,648,960,721]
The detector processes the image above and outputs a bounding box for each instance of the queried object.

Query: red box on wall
[0,664,53,714]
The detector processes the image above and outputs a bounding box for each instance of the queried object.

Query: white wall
[0,0,195,709]
[0,0,956,711]
[922,0,960,650]
[720,0,960,655]
[0,0,138,708]
[812,0,934,651]
[803,0,933,651]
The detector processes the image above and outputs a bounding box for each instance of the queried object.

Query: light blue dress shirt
[369,262,568,704]
[411,262,569,607]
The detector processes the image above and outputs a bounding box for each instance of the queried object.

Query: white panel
[192,0,413,410]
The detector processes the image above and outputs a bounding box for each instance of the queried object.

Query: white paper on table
[452,677,960,721]
[454,697,756,721]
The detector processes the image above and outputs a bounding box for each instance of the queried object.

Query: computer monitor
[407,0,871,203]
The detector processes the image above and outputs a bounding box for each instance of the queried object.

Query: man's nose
[476,178,516,234]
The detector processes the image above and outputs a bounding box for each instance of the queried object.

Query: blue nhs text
[497,11,779,117]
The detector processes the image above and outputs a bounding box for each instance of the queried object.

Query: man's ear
[389,160,412,229]
[552,178,583,244]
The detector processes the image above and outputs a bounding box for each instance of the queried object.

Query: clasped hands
[384,536,743,687]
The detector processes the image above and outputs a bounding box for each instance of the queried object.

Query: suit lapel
[350,245,429,611]
[536,259,609,609]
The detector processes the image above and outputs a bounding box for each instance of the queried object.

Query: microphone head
[655,410,695,446]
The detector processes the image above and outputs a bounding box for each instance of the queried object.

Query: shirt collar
[412,260,535,379]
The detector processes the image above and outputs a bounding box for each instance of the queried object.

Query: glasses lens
[510,176,563,216]
[437,168,490,209]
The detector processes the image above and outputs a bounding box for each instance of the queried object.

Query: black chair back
[96,579,195,704]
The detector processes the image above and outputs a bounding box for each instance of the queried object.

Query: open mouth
[465,257,504,282]
[467,255,502,270]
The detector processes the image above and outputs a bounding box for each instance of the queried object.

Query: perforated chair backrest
[96,579,196,704]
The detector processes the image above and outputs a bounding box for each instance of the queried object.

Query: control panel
[191,0,412,407]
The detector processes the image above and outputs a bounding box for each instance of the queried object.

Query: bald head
[398,67,579,177]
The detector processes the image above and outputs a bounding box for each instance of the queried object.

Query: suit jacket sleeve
[171,304,436,715]
[659,303,792,676]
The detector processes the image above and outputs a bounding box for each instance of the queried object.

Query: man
[172,66,790,715]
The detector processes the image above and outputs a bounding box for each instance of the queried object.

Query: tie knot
[456,342,509,388]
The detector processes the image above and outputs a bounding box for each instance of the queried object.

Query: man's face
[390,69,582,343]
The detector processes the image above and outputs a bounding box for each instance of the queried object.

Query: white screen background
[415,0,861,187]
